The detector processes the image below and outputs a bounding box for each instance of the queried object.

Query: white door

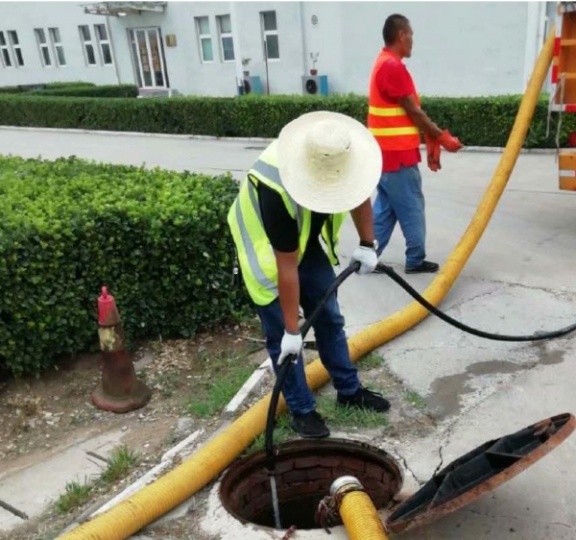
[129,27,168,88]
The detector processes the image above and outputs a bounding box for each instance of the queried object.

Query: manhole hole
[219,438,403,530]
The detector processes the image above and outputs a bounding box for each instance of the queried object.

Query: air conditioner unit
[243,75,263,95]
[302,75,328,96]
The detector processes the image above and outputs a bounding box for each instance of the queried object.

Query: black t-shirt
[257,183,328,254]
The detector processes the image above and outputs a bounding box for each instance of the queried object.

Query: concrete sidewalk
[1,127,576,539]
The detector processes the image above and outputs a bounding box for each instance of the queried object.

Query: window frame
[260,10,280,61]
[34,28,52,67]
[7,30,24,67]
[216,14,235,63]
[0,31,13,68]
[48,27,66,67]
[94,23,114,65]
[195,16,214,64]
[79,24,97,66]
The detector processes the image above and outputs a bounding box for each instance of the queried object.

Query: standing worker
[228,111,391,439]
[368,13,464,274]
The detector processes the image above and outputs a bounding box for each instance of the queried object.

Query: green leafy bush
[0,93,571,147]
[44,81,96,89]
[30,84,138,98]
[0,156,248,376]
[0,81,96,95]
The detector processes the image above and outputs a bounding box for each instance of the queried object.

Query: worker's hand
[278,330,303,366]
[438,130,464,152]
[351,245,378,275]
[425,134,442,172]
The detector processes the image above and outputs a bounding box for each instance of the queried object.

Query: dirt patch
[0,321,264,540]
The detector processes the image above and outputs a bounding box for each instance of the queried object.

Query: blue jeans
[255,249,360,416]
[373,165,426,268]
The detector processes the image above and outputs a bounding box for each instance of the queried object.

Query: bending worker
[228,111,390,439]
[368,13,464,275]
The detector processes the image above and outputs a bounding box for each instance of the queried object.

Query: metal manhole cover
[386,413,575,533]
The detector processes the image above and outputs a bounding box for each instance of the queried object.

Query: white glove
[278,330,303,365]
[351,245,378,275]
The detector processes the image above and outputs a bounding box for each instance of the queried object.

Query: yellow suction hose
[330,477,391,540]
[58,31,554,540]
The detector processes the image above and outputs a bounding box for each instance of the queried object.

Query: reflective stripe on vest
[367,49,421,151]
[227,140,344,306]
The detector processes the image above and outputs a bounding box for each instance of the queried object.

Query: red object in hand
[425,134,442,172]
[438,130,464,152]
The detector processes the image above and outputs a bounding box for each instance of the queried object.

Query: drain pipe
[57,30,555,540]
[329,476,389,540]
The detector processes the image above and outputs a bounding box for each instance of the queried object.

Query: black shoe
[290,410,330,439]
[372,262,392,274]
[337,386,391,412]
[405,261,439,274]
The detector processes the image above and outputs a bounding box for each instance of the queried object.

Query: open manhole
[220,414,574,534]
[220,438,403,530]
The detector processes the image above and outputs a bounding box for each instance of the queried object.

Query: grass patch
[101,445,140,484]
[247,413,293,454]
[405,390,427,410]
[357,352,383,371]
[317,395,388,429]
[246,393,389,456]
[186,348,260,418]
[55,480,92,515]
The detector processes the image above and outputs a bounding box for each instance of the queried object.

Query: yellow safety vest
[227,140,346,306]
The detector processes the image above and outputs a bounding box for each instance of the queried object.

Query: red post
[92,286,151,413]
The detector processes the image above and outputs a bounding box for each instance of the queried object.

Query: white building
[0,1,555,98]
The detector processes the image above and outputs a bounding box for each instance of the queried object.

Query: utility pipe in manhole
[219,438,402,531]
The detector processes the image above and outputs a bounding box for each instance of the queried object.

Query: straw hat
[277,111,382,214]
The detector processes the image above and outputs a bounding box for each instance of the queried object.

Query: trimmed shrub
[44,82,96,89]
[0,81,96,95]
[30,84,138,98]
[0,93,571,148]
[0,155,248,377]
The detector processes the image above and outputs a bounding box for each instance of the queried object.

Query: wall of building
[0,2,118,86]
[0,1,551,98]
[303,1,534,97]
[106,1,307,96]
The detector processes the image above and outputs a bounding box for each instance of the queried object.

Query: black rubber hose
[378,263,576,342]
[265,262,360,468]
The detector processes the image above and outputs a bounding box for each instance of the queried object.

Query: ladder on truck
[551,1,576,191]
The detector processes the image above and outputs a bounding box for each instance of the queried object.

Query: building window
[7,31,24,66]
[49,27,66,66]
[195,16,213,63]
[261,11,279,60]
[79,25,97,65]
[34,28,52,67]
[216,14,234,62]
[0,32,12,67]
[94,23,113,65]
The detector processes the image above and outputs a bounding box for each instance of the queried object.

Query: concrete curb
[0,125,559,154]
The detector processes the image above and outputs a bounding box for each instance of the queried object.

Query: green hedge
[0,93,572,147]
[0,155,247,377]
[44,82,96,89]
[29,84,138,98]
[0,81,96,95]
